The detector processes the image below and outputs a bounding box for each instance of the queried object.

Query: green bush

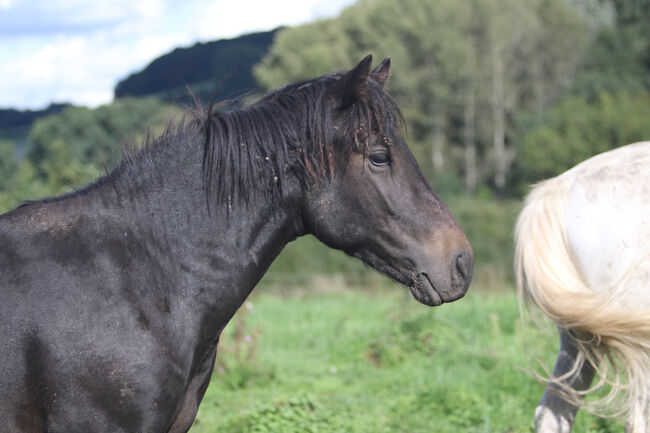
[28,98,179,183]
[226,395,351,433]
[512,91,650,194]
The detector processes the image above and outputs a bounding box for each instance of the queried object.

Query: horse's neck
[102,132,302,331]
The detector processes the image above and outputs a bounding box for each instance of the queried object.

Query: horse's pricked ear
[339,55,373,109]
[372,57,391,89]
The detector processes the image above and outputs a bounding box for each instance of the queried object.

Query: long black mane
[14,69,403,214]
[198,71,403,207]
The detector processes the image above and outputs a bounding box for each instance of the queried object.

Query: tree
[254,0,590,195]
[512,91,650,193]
[0,139,18,190]
[0,140,46,212]
[28,98,179,186]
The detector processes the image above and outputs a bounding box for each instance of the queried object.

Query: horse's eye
[369,151,391,167]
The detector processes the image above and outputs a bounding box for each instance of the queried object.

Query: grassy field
[189,284,622,432]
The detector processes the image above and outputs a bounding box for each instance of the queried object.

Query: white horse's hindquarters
[517,142,650,432]
[564,142,650,306]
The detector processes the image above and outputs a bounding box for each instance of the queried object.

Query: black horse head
[200,55,473,305]
[297,56,473,305]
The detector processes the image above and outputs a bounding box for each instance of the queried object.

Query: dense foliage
[255,0,650,195]
[512,91,650,192]
[0,98,179,210]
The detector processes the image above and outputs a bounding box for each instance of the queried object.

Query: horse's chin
[409,274,443,307]
[349,249,444,306]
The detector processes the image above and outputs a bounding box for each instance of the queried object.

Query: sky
[0,0,356,110]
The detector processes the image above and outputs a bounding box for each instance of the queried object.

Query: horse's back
[563,142,650,301]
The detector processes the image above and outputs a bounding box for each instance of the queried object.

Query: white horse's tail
[515,174,650,422]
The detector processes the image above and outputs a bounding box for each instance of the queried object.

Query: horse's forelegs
[535,329,596,433]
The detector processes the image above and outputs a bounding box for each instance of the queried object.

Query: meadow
[1,2,648,430]
[190,283,623,432]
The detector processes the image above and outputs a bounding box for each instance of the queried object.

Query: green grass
[190,286,623,432]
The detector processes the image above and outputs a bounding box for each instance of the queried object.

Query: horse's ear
[372,57,391,88]
[339,55,373,109]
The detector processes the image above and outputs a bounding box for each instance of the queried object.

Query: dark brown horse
[0,56,472,433]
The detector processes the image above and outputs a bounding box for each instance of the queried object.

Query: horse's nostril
[455,250,473,285]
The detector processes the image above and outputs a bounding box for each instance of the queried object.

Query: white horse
[515,142,650,432]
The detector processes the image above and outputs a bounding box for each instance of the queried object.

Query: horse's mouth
[349,249,444,306]
[409,273,443,307]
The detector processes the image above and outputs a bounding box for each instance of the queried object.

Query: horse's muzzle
[409,273,443,306]
[410,248,473,307]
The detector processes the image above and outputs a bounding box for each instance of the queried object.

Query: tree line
[2,0,650,213]
[255,0,650,196]
[114,30,277,104]
[0,98,179,211]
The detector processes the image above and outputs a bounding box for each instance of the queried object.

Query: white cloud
[0,31,195,108]
[0,0,356,110]
[196,0,315,40]
[0,0,16,10]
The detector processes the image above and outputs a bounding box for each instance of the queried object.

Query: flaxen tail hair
[515,174,650,429]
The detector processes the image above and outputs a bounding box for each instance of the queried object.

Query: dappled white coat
[515,142,650,432]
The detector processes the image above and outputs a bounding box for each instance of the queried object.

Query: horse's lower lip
[409,274,443,307]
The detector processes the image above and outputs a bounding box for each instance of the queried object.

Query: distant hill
[0,29,278,145]
[114,29,278,104]
[0,103,70,130]
[0,103,71,151]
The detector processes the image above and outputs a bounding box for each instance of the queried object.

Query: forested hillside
[114,29,278,103]
[0,98,180,212]
[0,103,71,152]
[0,103,69,130]
[255,0,650,195]
[0,30,277,140]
